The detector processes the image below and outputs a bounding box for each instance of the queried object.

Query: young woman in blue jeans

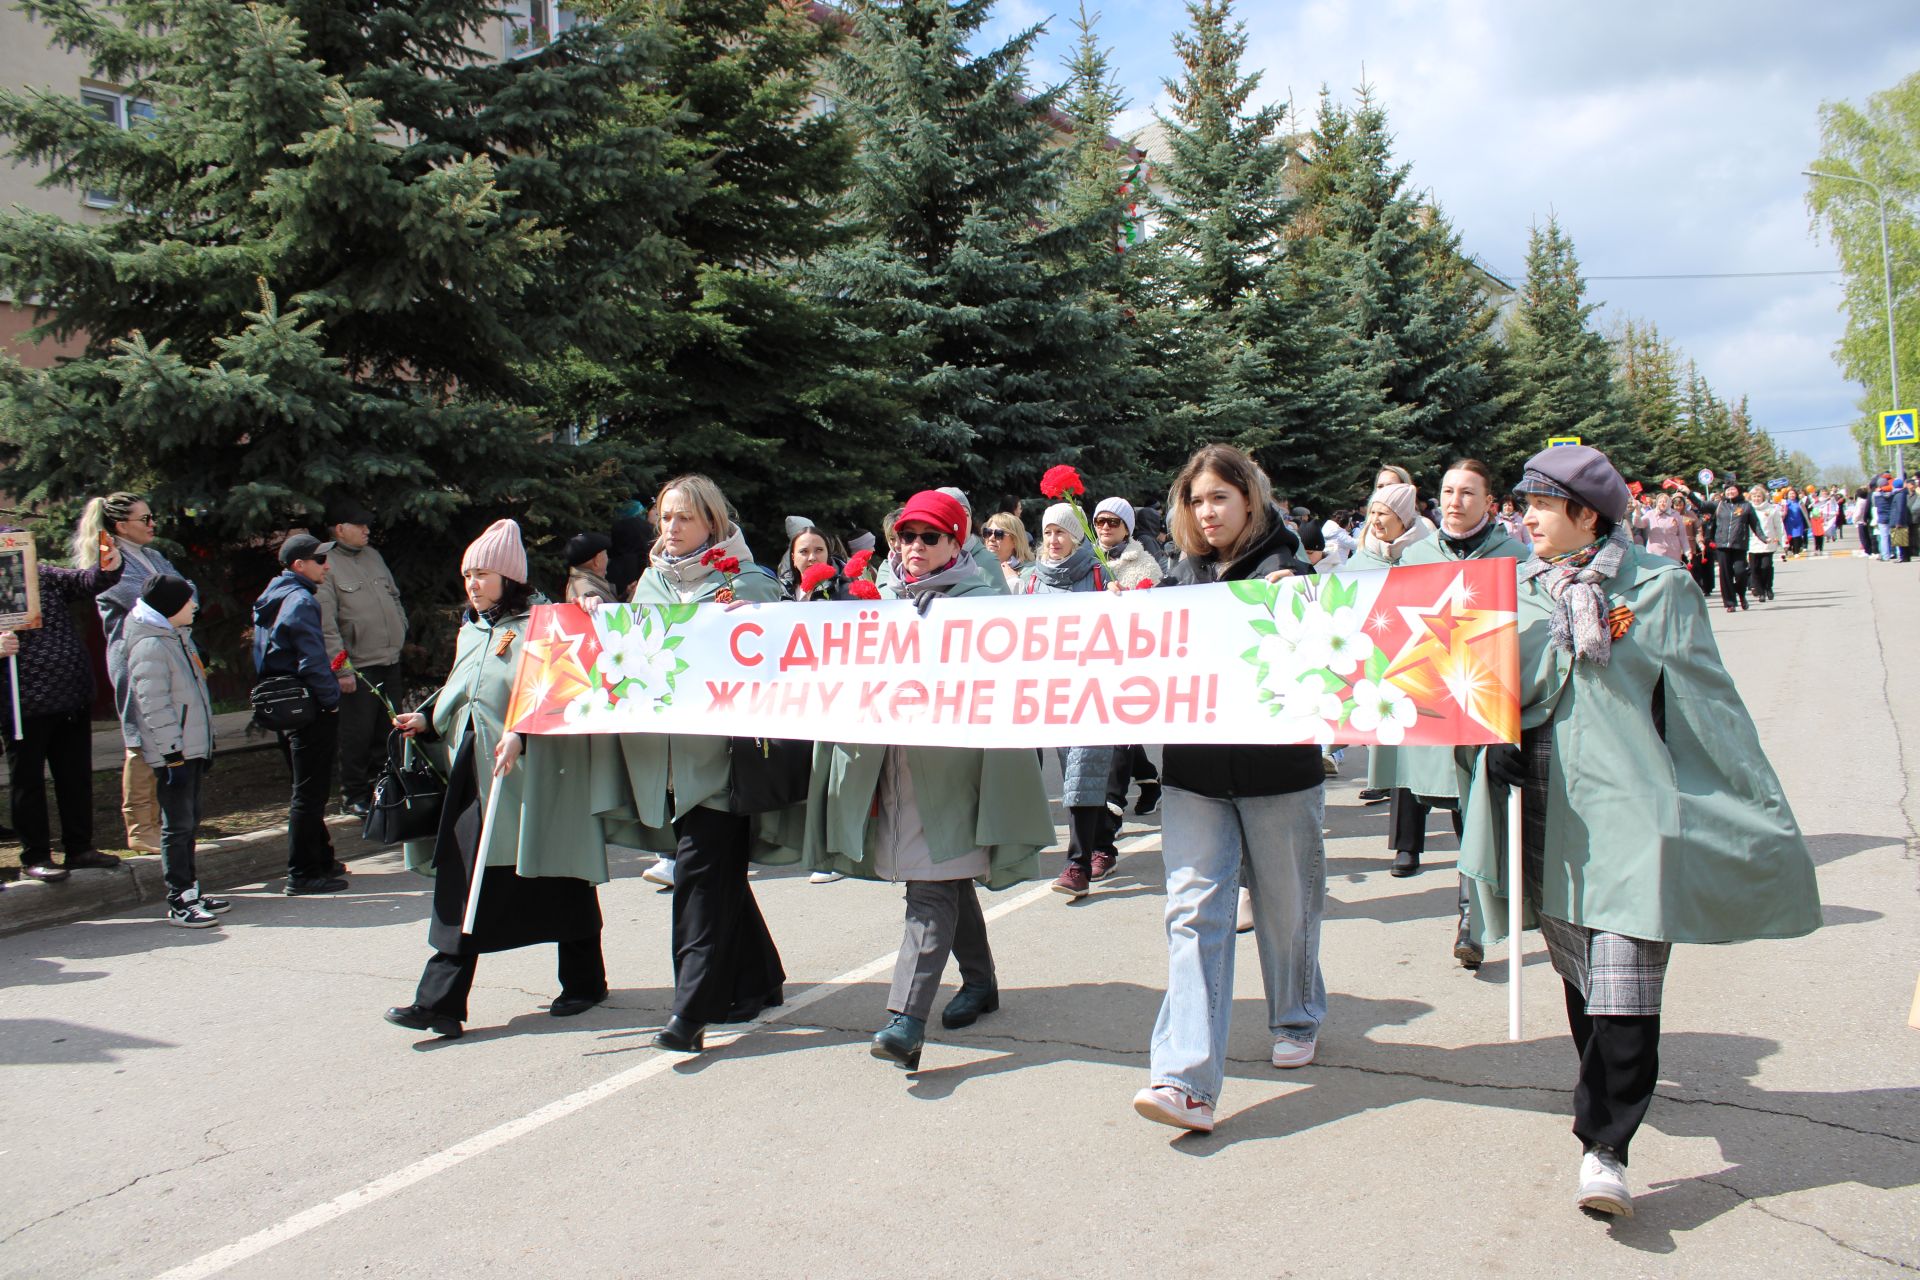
[1132,445,1329,1135]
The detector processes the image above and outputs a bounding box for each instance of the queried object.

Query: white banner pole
[9,653,21,740]
[461,779,506,937]
[1507,787,1524,1042]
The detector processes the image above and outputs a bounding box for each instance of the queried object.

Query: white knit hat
[1042,502,1083,543]
[1093,497,1135,534]
[461,518,528,583]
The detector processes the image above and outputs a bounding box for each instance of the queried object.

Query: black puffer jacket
[1160,509,1324,799]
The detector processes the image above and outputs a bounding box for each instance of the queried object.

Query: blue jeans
[1878,526,1894,560]
[1149,785,1327,1108]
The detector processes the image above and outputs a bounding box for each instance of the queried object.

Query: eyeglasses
[981,528,1008,540]
[895,530,948,547]
[129,514,156,525]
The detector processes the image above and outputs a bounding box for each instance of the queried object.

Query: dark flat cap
[1512,445,1632,522]
[327,499,375,527]
[279,532,325,567]
[565,531,612,567]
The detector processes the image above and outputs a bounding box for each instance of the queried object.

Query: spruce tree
[1493,215,1623,480]
[0,0,689,656]
[811,0,1138,503]
[1613,319,1688,480]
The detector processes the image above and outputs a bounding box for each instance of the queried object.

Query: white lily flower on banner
[1348,678,1418,745]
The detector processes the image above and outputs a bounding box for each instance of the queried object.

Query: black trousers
[1565,981,1660,1162]
[154,758,209,894]
[1749,551,1774,599]
[414,940,607,1023]
[1713,548,1748,609]
[1064,805,1120,873]
[1127,744,1158,785]
[670,805,786,1023]
[7,709,95,863]
[337,662,404,806]
[282,709,339,877]
[1388,789,1462,856]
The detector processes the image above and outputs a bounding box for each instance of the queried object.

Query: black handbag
[363,729,447,844]
[727,736,813,814]
[250,674,317,732]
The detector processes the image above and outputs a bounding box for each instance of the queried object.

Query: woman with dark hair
[1132,445,1326,1135]
[384,520,613,1039]
[1459,445,1818,1218]
[778,522,838,600]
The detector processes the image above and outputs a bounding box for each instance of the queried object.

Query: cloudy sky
[978,0,1919,471]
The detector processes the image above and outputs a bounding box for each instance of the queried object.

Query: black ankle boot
[652,1014,706,1053]
[1390,848,1419,877]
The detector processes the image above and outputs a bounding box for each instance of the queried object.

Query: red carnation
[844,548,874,579]
[330,651,349,672]
[799,563,839,595]
[847,580,881,601]
[700,546,725,566]
[1133,579,1154,590]
[1039,465,1085,499]
[716,555,741,575]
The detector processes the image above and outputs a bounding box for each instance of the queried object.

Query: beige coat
[317,541,407,667]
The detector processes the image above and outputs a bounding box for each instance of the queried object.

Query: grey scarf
[890,547,982,598]
[1031,540,1098,590]
[1518,526,1632,665]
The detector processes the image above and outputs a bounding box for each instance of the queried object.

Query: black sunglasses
[895,529,948,547]
[981,528,1008,539]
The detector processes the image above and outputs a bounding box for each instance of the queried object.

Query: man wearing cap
[564,532,615,603]
[315,501,408,818]
[253,534,348,895]
[1456,444,1818,1220]
[1701,481,1763,612]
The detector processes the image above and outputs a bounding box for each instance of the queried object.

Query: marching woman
[1388,461,1527,971]
[1132,445,1325,1135]
[622,475,787,1053]
[1024,504,1121,900]
[1457,445,1819,1217]
[801,489,1055,1070]
[384,520,613,1039]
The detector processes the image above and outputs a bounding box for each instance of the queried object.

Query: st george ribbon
[505,560,1521,751]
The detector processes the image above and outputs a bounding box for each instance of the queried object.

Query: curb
[0,812,366,938]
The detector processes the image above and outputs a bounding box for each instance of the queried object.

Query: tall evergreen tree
[1493,215,1624,480]
[1613,319,1688,479]
[811,0,1140,503]
[0,0,690,656]
[1290,86,1500,487]
[1137,0,1368,504]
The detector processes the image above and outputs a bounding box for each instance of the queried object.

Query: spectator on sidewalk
[1853,487,1873,556]
[253,534,348,896]
[315,501,407,819]
[77,491,192,855]
[0,528,124,881]
[1872,475,1897,560]
[124,574,227,928]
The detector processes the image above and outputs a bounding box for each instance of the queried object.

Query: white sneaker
[1132,1085,1215,1134]
[166,897,219,929]
[641,858,676,889]
[808,870,844,884]
[1270,1036,1316,1069]
[1576,1147,1634,1218]
[1235,887,1254,934]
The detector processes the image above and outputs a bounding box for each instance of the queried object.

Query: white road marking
[151,829,1162,1280]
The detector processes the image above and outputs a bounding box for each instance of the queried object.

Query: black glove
[1484,743,1527,789]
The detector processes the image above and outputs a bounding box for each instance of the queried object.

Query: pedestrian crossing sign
[1880,410,1917,446]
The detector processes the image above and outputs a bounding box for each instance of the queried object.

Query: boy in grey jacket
[125,574,227,928]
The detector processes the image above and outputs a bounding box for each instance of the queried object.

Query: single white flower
[1348,678,1417,745]
[1318,605,1375,676]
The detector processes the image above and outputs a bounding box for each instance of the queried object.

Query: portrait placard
[0,530,43,632]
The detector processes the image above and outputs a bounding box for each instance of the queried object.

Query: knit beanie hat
[564,531,611,567]
[1093,497,1135,534]
[936,486,973,513]
[141,573,194,619]
[784,515,817,541]
[1371,483,1417,528]
[1042,503,1084,544]
[462,518,528,583]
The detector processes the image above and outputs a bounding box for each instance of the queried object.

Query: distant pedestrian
[1855,486,1873,556]
[123,574,227,927]
[77,492,192,854]
[314,501,407,819]
[1872,476,1897,560]
[1637,493,1690,565]
[1705,482,1761,612]
[1747,486,1781,603]
[253,534,348,895]
[1,528,124,881]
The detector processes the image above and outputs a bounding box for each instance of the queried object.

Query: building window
[80,87,154,209]
[506,2,578,57]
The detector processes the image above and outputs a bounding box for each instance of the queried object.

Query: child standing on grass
[123,574,227,928]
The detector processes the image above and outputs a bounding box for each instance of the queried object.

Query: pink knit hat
[462,518,528,583]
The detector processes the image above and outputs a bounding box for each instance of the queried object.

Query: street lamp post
[1805,167,1903,478]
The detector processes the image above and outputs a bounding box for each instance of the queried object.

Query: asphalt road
[3,553,1916,1279]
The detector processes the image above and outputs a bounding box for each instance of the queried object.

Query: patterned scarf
[1518,526,1631,665]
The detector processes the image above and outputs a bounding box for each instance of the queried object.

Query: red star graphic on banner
[1382,571,1519,744]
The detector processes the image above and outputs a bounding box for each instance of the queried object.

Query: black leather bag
[727,736,813,814]
[250,674,317,732]
[363,729,446,845]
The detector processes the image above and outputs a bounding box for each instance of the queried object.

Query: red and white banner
[504,560,1521,748]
